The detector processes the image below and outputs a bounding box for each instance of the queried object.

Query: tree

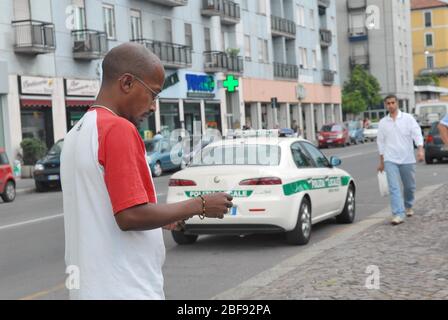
[342,65,382,115]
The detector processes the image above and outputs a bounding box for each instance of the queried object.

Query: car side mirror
[330,156,342,167]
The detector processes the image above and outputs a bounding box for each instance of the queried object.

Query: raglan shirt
[61,108,165,300]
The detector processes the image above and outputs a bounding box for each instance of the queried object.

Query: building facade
[336,0,415,119]
[0,0,342,163]
[411,0,448,102]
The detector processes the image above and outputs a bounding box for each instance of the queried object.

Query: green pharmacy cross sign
[223,75,239,93]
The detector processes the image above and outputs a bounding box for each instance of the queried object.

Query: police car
[166,130,356,245]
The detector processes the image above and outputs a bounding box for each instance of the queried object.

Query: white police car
[166,133,356,245]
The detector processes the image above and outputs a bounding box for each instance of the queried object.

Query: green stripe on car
[185,190,254,198]
[283,176,351,196]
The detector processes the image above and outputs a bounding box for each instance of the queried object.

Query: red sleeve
[98,120,150,215]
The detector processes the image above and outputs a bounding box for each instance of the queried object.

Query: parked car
[145,137,183,177]
[180,137,213,170]
[424,121,448,164]
[318,123,350,148]
[0,148,16,202]
[33,139,64,192]
[363,122,379,141]
[347,121,365,145]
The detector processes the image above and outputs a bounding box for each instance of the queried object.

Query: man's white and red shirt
[61,107,165,300]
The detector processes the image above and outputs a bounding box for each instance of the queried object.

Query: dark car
[33,139,64,192]
[318,123,350,148]
[0,148,16,202]
[425,122,448,164]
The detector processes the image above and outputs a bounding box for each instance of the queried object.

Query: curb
[211,183,443,300]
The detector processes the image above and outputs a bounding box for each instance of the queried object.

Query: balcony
[347,0,367,10]
[201,0,241,25]
[72,29,108,60]
[271,16,296,39]
[318,0,330,8]
[203,51,244,74]
[420,67,448,77]
[349,54,369,69]
[322,69,334,86]
[320,29,332,47]
[145,0,188,7]
[133,39,192,69]
[273,62,298,80]
[348,27,368,41]
[12,20,55,54]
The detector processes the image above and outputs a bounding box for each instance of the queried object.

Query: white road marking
[0,214,64,231]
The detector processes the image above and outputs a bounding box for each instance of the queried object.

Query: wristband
[198,195,206,220]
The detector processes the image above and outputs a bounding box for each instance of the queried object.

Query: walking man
[377,95,424,225]
[61,42,233,300]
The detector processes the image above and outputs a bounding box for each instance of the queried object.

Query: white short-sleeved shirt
[61,107,165,300]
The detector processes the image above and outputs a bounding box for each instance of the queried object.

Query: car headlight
[34,164,44,171]
[337,134,343,139]
[318,135,324,140]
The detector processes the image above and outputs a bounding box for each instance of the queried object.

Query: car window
[368,124,378,129]
[0,152,9,165]
[430,122,440,135]
[160,140,170,153]
[48,140,64,155]
[291,143,313,168]
[300,142,330,168]
[332,125,343,132]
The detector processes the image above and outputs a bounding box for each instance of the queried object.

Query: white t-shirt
[61,107,165,300]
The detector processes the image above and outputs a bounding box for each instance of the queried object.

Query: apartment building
[0,0,342,163]
[411,0,448,102]
[336,0,415,119]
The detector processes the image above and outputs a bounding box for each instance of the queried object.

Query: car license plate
[230,206,237,216]
[48,175,59,181]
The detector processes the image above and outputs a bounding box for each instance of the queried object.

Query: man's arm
[115,193,232,232]
[411,116,425,162]
[377,122,385,172]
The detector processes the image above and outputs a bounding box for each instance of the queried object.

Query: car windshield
[368,123,378,129]
[190,144,281,167]
[321,125,343,132]
[145,140,160,153]
[420,105,447,115]
[48,140,64,155]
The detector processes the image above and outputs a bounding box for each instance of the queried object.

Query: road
[0,142,447,299]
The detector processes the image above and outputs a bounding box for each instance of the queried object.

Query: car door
[159,140,172,170]
[300,142,343,216]
[0,152,7,192]
[289,142,328,219]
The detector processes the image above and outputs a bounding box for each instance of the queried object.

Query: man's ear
[119,74,133,93]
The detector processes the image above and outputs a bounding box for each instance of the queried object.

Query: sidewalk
[215,184,448,300]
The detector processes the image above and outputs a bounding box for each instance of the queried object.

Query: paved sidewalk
[217,184,448,300]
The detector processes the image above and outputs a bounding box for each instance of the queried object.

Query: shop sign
[186,74,215,98]
[65,79,99,97]
[20,76,54,95]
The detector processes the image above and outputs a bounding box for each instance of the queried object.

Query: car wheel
[171,231,199,245]
[153,161,163,177]
[35,181,47,192]
[286,197,311,245]
[425,154,434,165]
[1,180,16,202]
[336,184,356,224]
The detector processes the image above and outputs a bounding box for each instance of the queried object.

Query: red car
[318,123,350,148]
[0,148,16,202]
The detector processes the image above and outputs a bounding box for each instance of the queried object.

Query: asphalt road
[0,141,447,300]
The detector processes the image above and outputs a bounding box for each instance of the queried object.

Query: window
[130,9,142,40]
[13,0,30,20]
[311,50,317,69]
[257,0,266,15]
[164,18,172,43]
[103,4,116,39]
[426,55,434,69]
[204,27,211,52]
[73,0,86,30]
[300,142,330,168]
[299,47,308,69]
[258,39,269,63]
[309,9,315,30]
[332,54,338,72]
[185,23,193,49]
[241,0,248,10]
[244,35,251,60]
[291,143,313,168]
[297,5,305,27]
[424,11,432,27]
[425,33,433,47]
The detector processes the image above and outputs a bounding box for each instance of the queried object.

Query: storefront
[19,76,55,149]
[64,79,99,131]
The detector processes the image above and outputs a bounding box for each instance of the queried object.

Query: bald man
[61,43,232,300]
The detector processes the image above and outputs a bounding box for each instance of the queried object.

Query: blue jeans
[384,162,416,218]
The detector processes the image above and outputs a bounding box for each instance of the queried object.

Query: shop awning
[20,98,52,108]
[65,99,95,108]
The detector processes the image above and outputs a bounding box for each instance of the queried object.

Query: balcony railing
[133,39,192,69]
[72,29,108,60]
[271,15,296,39]
[420,67,448,77]
[204,51,244,74]
[318,0,330,8]
[349,55,369,68]
[145,0,188,7]
[273,62,298,80]
[201,0,241,24]
[347,0,367,10]
[322,69,335,86]
[320,29,332,47]
[348,27,368,41]
[12,20,55,54]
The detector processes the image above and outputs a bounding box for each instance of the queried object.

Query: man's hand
[201,193,234,219]
[163,221,185,231]
[417,147,425,162]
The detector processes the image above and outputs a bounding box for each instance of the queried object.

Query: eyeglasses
[122,74,160,102]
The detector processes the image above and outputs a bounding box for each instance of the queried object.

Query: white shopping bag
[377,171,389,197]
